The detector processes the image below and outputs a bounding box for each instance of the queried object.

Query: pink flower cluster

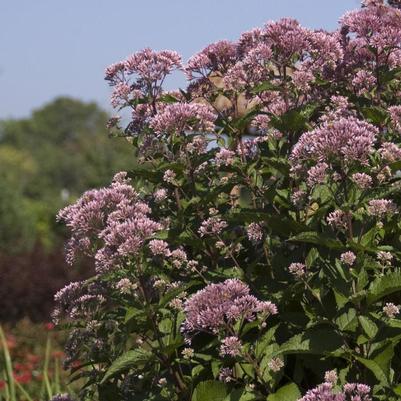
[288,263,306,278]
[298,382,371,401]
[389,106,401,131]
[53,280,106,323]
[341,2,401,66]
[367,198,397,217]
[105,49,182,135]
[291,117,378,172]
[149,103,216,135]
[340,251,356,266]
[148,239,170,257]
[327,210,349,231]
[379,142,401,162]
[198,217,228,237]
[219,336,242,356]
[352,70,376,95]
[182,279,277,335]
[223,18,342,96]
[106,48,181,89]
[215,148,236,167]
[185,40,238,80]
[351,173,372,189]
[246,223,263,242]
[307,162,328,187]
[383,302,400,318]
[57,172,162,272]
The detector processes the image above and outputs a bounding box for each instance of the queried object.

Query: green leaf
[305,248,319,268]
[355,356,390,387]
[101,348,153,384]
[278,328,343,356]
[124,307,145,324]
[250,81,280,94]
[336,308,357,332]
[158,280,200,308]
[158,318,173,334]
[192,381,228,401]
[159,93,179,103]
[224,389,257,401]
[373,343,394,378]
[289,231,343,250]
[270,109,309,134]
[255,325,279,358]
[266,383,301,401]
[359,316,379,339]
[128,165,160,182]
[360,106,387,125]
[267,215,307,237]
[367,272,401,305]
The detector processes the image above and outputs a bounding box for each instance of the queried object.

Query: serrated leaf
[289,231,343,250]
[367,272,401,305]
[359,316,378,339]
[336,308,357,332]
[270,109,309,134]
[101,348,153,384]
[255,325,279,358]
[192,380,228,401]
[355,356,390,387]
[277,329,343,356]
[361,106,387,125]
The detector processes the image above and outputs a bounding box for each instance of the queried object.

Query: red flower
[44,322,55,331]
[0,334,17,350]
[52,350,65,359]
[14,362,31,372]
[26,353,41,364]
[13,371,32,384]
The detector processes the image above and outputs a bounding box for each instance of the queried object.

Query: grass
[0,321,78,401]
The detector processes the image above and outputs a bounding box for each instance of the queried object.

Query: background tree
[0,97,136,321]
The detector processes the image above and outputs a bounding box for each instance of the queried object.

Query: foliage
[0,97,136,322]
[0,97,135,254]
[55,1,401,400]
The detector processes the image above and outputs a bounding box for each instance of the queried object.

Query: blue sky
[0,0,359,119]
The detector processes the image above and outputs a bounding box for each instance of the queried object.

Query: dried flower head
[383,302,400,318]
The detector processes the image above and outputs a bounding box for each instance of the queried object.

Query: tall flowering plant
[55,1,401,400]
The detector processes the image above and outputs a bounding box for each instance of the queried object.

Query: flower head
[149,240,170,257]
[198,217,228,237]
[220,336,242,357]
[367,199,397,217]
[182,279,276,336]
[150,103,216,135]
[324,370,338,384]
[291,117,378,172]
[383,302,400,318]
[268,357,284,372]
[288,263,306,278]
[57,173,162,272]
[340,251,356,266]
[352,173,372,189]
[246,223,263,242]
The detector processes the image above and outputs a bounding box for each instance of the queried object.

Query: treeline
[0,97,134,321]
